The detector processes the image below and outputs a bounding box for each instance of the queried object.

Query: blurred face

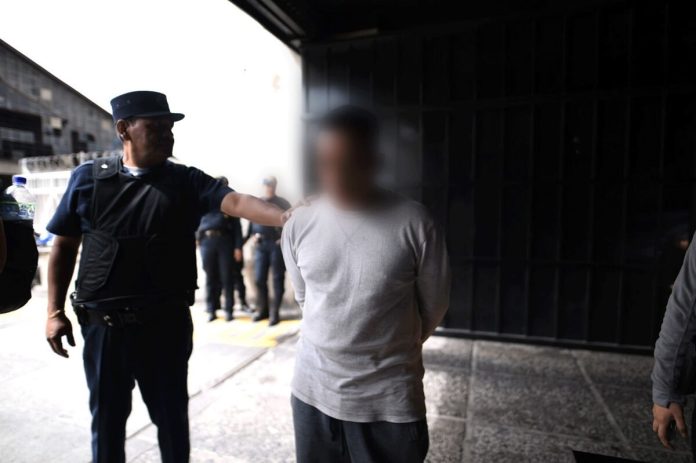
[263,182,276,198]
[315,129,376,203]
[118,116,175,167]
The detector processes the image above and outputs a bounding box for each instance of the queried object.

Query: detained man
[281,106,451,463]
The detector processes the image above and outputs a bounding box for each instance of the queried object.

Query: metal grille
[301,1,696,351]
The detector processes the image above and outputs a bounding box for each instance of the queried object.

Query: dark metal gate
[301,1,696,351]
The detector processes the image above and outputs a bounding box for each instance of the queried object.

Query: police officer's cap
[110,91,185,123]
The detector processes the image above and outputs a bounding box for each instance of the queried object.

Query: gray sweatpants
[291,395,429,463]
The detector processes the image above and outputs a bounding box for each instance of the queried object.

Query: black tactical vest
[74,157,197,304]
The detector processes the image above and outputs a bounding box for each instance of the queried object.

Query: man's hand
[281,209,293,225]
[46,234,80,357]
[234,248,243,262]
[653,402,688,449]
[46,310,75,358]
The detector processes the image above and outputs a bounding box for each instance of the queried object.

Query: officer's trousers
[81,308,193,463]
[200,235,242,313]
[253,240,285,318]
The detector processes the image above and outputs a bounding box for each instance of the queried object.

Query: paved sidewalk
[130,336,689,463]
[0,290,690,462]
[0,290,299,463]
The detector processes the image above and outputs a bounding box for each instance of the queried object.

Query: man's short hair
[318,105,379,152]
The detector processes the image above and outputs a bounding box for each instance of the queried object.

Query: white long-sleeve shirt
[281,193,451,423]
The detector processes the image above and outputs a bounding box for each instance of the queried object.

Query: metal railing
[19,150,122,174]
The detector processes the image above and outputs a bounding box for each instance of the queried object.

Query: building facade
[0,39,115,175]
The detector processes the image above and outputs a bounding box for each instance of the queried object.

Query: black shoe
[225,311,234,322]
[207,312,217,322]
[268,307,280,326]
[253,311,269,322]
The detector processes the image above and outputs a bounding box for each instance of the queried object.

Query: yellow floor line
[193,317,300,347]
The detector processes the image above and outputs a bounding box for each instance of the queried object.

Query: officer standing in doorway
[44,91,288,463]
[197,176,249,322]
[245,176,290,325]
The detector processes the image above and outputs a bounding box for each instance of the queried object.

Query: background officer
[43,91,287,463]
[197,176,248,322]
[245,176,290,325]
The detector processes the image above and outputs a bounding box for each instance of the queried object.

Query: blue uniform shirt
[47,159,234,237]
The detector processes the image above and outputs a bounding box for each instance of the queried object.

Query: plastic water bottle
[0,175,36,225]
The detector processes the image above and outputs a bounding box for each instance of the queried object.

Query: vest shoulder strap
[92,156,121,180]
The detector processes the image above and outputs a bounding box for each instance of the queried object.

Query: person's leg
[342,418,429,463]
[82,323,135,463]
[270,244,286,325]
[233,259,248,307]
[253,244,271,321]
[135,309,193,463]
[200,238,221,317]
[218,238,236,320]
[291,395,350,463]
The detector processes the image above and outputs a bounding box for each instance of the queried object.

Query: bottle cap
[12,175,27,185]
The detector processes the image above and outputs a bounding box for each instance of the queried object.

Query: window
[40,88,53,101]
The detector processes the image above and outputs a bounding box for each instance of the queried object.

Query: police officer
[43,91,287,463]
[197,176,248,322]
[245,176,290,325]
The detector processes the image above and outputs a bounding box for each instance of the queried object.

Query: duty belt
[72,300,188,327]
[202,229,229,238]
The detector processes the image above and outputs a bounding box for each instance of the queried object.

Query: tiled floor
[427,338,692,463]
[127,335,692,463]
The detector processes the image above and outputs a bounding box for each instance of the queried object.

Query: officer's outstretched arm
[46,235,81,358]
[221,192,288,227]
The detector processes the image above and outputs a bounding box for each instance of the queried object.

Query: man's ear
[115,119,130,142]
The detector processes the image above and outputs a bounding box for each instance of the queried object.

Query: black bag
[0,221,38,314]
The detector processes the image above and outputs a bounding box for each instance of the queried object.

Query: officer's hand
[234,248,243,262]
[46,310,75,358]
[281,196,316,226]
[281,209,293,225]
[653,402,688,449]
